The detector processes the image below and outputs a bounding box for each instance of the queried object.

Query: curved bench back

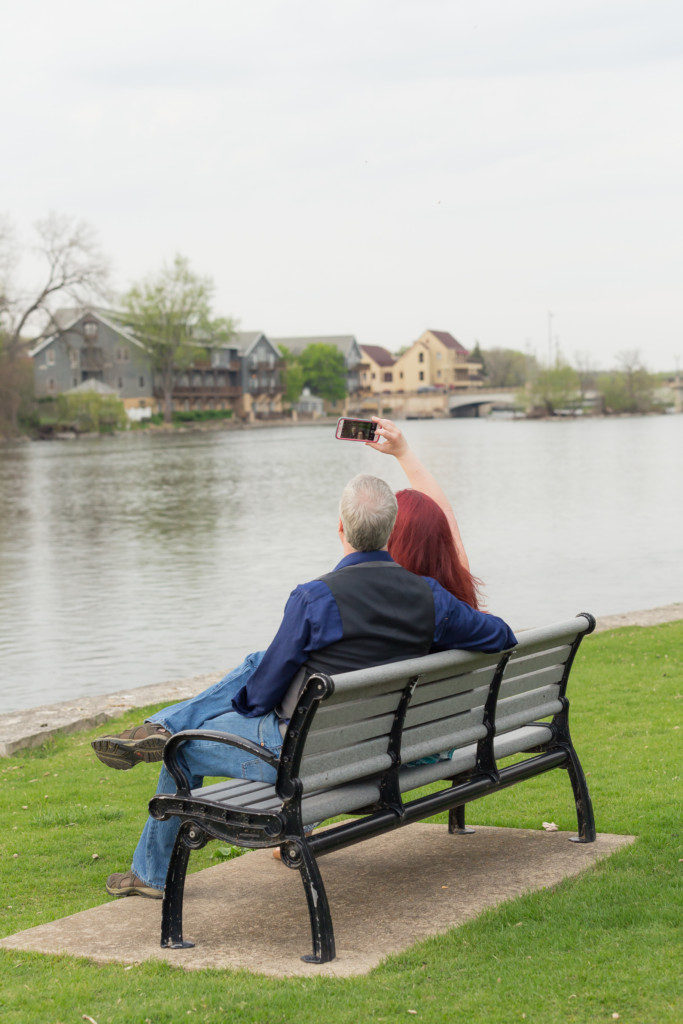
[494,616,593,737]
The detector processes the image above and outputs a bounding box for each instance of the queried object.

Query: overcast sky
[2,0,682,369]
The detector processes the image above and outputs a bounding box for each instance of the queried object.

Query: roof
[427,330,470,357]
[271,335,359,358]
[29,308,147,358]
[361,344,395,367]
[65,379,119,396]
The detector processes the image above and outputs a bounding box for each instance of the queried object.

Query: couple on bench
[92,418,517,898]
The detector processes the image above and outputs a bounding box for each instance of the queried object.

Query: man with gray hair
[98,471,515,898]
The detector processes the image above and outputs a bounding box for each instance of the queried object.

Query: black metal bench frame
[150,613,596,964]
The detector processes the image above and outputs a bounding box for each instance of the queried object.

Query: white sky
[2,0,682,369]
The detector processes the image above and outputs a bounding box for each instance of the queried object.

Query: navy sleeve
[426,578,517,653]
[231,581,343,717]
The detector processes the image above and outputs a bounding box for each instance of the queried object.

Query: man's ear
[338,517,345,541]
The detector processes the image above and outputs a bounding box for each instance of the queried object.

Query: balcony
[156,385,242,400]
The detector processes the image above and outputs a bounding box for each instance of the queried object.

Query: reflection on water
[0,416,681,713]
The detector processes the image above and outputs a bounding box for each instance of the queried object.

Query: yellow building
[359,345,396,392]
[393,330,481,391]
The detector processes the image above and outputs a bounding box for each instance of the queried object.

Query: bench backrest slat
[297,649,501,793]
[493,618,590,737]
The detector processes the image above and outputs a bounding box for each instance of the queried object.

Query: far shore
[2,407,679,446]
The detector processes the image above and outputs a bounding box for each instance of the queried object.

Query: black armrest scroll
[162,729,280,793]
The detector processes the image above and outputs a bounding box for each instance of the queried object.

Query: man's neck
[340,541,389,557]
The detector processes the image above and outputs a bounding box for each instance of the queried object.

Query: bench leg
[564,745,597,844]
[161,822,198,949]
[283,839,336,963]
[448,802,475,835]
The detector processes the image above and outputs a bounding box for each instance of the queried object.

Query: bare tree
[573,350,598,402]
[0,213,109,433]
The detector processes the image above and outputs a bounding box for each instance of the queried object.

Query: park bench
[150,612,596,964]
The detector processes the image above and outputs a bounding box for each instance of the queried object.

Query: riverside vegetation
[0,621,680,1024]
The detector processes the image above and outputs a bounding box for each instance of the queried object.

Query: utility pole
[547,311,554,367]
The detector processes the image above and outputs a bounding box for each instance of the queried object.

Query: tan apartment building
[359,345,396,392]
[392,330,481,391]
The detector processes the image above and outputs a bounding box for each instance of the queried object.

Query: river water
[0,415,680,714]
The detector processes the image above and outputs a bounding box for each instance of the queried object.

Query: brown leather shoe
[106,871,163,899]
[92,723,171,770]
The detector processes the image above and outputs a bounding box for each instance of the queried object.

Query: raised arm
[365,417,471,573]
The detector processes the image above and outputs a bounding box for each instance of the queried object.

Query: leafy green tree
[56,391,127,433]
[278,344,305,405]
[527,363,580,415]
[121,255,235,423]
[597,351,656,414]
[299,343,347,403]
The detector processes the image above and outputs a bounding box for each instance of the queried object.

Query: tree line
[471,343,665,415]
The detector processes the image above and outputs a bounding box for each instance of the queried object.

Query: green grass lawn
[1,622,680,1024]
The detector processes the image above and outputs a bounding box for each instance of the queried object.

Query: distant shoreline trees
[0,214,109,435]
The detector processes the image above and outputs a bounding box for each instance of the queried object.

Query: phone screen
[336,418,377,441]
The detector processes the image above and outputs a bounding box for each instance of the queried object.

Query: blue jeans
[131,651,282,890]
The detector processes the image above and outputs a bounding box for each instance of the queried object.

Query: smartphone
[335,417,377,442]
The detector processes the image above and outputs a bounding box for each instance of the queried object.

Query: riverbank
[1,602,680,758]
[0,413,342,445]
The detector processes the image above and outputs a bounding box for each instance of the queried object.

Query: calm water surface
[0,416,680,713]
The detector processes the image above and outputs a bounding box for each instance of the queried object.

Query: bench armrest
[162,729,280,794]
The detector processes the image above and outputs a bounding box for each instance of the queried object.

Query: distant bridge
[448,390,519,417]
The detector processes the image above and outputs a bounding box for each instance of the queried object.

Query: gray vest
[277,560,435,724]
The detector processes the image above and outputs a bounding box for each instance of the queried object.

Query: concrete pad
[0,825,634,977]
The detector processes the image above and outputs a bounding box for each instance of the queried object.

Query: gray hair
[339,474,398,552]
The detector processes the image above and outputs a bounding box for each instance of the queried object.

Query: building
[392,330,482,391]
[30,310,285,420]
[30,309,155,415]
[359,345,396,392]
[294,387,325,418]
[234,331,285,419]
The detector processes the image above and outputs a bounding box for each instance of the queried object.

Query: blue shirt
[232,550,517,717]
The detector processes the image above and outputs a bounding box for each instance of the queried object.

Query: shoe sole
[106,882,164,899]
[91,735,167,770]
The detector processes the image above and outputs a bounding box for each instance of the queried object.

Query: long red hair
[388,489,482,609]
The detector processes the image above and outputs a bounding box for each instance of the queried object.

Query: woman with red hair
[367,417,482,610]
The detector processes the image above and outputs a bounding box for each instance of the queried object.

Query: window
[69,350,79,369]
[124,347,130,361]
[118,377,123,389]
[46,349,55,366]
[383,371,393,382]
[400,371,404,380]
[48,378,55,391]
[418,352,424,363]
[437,370,441,378]
[83,320,98,340]
[419,371,424,381]
[436,352,442,360]
[139,376,145,388]
[73,377,78,387]
[212,351,220,367]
